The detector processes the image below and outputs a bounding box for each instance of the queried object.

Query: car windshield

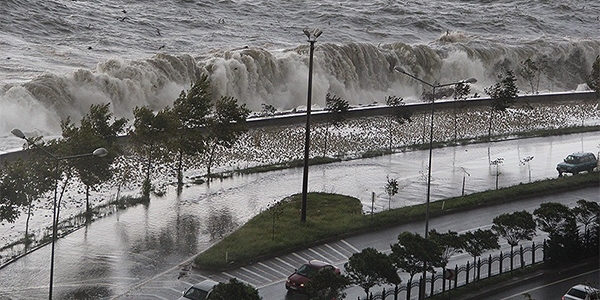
[183,287,209,300]
[567,288,589,299]
[296,264,319,277]
[564,155,580,163]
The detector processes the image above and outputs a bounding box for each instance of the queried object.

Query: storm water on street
[0,132,598,299]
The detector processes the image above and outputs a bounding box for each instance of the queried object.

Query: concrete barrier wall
[1,91,596,166]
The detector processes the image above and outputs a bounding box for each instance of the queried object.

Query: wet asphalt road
[0,132,598,300]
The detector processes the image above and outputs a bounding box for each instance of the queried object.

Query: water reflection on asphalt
[0,132,597,299]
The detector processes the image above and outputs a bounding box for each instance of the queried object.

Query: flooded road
[0,132,598,299]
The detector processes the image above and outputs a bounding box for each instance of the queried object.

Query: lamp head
[464,78,478,84]
[93,148,108,157]
[11,128,25,139]
[313,29,322,38]
[303,29,311,38]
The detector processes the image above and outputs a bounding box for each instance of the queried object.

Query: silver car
[178,279,219,300]
[562,284,600,300]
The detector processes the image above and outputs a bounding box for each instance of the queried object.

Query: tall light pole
[300,28,322,223]
[393,67,476,299]
[11,128,107,300]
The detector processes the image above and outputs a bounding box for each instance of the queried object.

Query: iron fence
[360,240,546,300]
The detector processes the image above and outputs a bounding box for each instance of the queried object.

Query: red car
[285,259,340,293]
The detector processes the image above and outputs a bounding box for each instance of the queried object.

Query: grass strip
[194,171,599,271]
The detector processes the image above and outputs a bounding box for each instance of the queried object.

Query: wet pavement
[0,131,598,299]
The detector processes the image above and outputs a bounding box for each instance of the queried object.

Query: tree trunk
[323,125,329,157]
[488,107,495,140]
[453,103,458,143]
[177,150,183,186]
[422,112,427,145]
[85,184,90,217]
[24,198,32,247]
[207,145,216,181]
[146,145,153,184]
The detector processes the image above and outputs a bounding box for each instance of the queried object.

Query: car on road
[178,279,218,300]
[562,284,600,300]
[556,152,598,176]
[285,259,340,293]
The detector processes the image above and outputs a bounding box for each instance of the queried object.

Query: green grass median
[193,171,599,271]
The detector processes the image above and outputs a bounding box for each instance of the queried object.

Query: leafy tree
[492,210,536,268]
[305,267,350,300]
[208,278,261,300]
[492,210,537,251]
[172,75,212,186]
[384,175,399,210]
[61,103,126,216]
[533,202,580,263]
[322,93,350,157]
[204,96,250,180]
[261,103,277,117]
[0,157,53,244]
[587,55,600,100]
[428,229,463,268]
[518,58,545,94]
[390,231,443,283]
[267,199,285,240]
[344,247,399,297]
[460,229,499,268]
[0,165,25,223]
[533,202,576,236]
[451,82,471,143]
[572,199,600,255]
[130,106,177,198]
[384,95,412,152]
[484,69,518,139]
[585,55,600,126]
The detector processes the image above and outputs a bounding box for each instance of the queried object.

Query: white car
[177,279,219,300]
[562,284,600,300]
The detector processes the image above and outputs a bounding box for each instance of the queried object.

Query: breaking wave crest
[1,38,599,136]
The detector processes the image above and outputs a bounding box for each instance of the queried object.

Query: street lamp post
[393,67,476,299]
[300,28,322,223]
[11,128,107,300]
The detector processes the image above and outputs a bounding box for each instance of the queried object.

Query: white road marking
[341,239,360,252]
